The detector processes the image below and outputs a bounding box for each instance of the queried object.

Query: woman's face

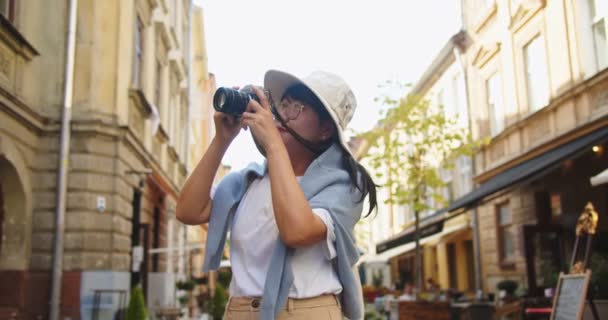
[275,96,333,152]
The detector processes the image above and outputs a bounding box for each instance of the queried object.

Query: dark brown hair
[284,84,378,216]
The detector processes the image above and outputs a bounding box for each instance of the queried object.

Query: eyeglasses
[276,100,305,121]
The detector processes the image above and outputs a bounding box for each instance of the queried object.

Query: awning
[419,222,470,247]
[446,127,608,213]
[374,127,608,254]
[365,242,417,264]
[591,168,608,186]
[362,221,470,264]
[376,220,444,254]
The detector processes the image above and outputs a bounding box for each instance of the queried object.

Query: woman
[176,70,377,320]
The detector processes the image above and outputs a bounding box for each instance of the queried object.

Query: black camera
[213,86,262,117]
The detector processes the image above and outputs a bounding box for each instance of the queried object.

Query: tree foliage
[360,81,485,215]
[360,81,487,290]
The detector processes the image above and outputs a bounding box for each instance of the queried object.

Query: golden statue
[570,261,585,274]
[576,202,599,236]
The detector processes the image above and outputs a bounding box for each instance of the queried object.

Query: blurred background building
[356,0,608,309]
[459,0,607,297]
[0,0,216,319]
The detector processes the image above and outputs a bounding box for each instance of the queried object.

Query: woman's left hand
[241,86,283,152]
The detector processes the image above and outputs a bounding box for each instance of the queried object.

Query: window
[497,202,515,266]
[0,0,15,23]
[524,35,550,112]
[181,98,189,156]
[133,16,144,89]
[486,72,505,136]
[437,89,445,109]
[169,71,179,144]
[441,168,454,204]
[550,193,562,217]
[457,156,473,195]
[589,0,608,70]
[171,0,179,28]
[452,73,468,128]
[447,243,458,288]
[155,60,163,106]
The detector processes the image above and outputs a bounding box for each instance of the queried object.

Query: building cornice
[476,68,608,164]
[473,2,497,34]
[476,117,608,184]
[410,31,467,95]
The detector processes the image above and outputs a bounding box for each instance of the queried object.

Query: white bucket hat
[264,70,357,155]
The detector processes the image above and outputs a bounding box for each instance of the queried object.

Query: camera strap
[270,106,330,155]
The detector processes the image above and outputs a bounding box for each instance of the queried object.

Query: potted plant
[193,275,209,285]
[210,284,228,320]
[126,286,147,320]
[176,279,196,291]
[590,254,608,299]
[497,280,519,301]
[178,295,190,307]
[362,285,379,303]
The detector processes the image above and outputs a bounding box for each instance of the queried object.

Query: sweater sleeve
[312,208,336,259]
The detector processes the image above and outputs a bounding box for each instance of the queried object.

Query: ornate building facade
[0,0,213,318]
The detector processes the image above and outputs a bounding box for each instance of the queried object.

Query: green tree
[126,286,147,320]
[361,82,486,291]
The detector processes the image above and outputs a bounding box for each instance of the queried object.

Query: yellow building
[0,0,214,318]
[180,6,219,316]
[358,3,608,311]
[457,0,608,302]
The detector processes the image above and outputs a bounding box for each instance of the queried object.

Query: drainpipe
[454,39,484,295]
[50,0,78,319]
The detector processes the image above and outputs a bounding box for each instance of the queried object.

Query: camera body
[213,86,266,117]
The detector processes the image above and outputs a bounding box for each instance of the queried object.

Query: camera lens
[216,92,226,109]
[213,87,252,116]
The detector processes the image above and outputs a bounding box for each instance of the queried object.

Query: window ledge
[167,144,179,161]
[0,15,39,61]
[129,88,154,117]
[156,124,169,143]
[147,0,160,9]
[509,0,546,33]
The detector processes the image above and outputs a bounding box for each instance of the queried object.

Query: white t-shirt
[223,175,343,298]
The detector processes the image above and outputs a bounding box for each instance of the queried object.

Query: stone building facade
[460,0,608,299]
[0,0,211,318]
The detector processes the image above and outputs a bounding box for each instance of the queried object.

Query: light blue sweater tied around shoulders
[202,143,364,320]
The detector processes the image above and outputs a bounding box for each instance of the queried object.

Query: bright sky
[194,0,462,171]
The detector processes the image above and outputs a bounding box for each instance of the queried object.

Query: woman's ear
[319,121,336,141]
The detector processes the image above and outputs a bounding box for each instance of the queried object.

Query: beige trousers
[223,294,342,320]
